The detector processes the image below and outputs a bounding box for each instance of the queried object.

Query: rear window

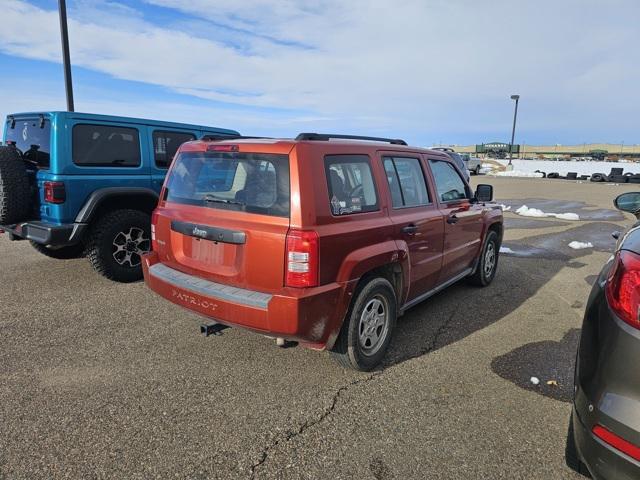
[325,155,378,215]
[4,117,51,168]
[72,124,141,167]
[165,151,290,217]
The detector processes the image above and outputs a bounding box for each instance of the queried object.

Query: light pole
[58,0,74,111]
[508,94,520,166]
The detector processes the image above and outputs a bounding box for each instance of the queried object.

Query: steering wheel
[348,184,363,198]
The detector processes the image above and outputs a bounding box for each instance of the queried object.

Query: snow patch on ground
[554,213,580,221]
[499,246,514,254]
[496,159,639,177]
[515,205,580,221]
[499,204,511,211]
[568,241,594,250]
[494,170,544,178]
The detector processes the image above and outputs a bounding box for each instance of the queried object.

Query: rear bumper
[573,406,640,480]
[0,221,86,246]
[142,252,354,349]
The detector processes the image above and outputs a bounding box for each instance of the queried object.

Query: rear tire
[565,412,591,477]
[85,209,151,283]
[468,230,499,286]
[474,165,481,175]
[30,241,84,259]
[330,277,397,371]
[0,146,30,224]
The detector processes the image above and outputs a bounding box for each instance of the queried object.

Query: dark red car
[143,133,503,370]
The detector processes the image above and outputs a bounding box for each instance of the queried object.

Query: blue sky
[1,0,638,146]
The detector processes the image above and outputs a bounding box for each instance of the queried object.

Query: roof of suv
[182,133,451,157]
[6,111,240,134]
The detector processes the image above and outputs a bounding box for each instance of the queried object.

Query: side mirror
[475,184,493,202]
[614,192,640,216]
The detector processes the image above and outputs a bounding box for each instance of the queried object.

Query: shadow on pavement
[384,254,569,367]
[384,216,612,370]
[490,329,580,403]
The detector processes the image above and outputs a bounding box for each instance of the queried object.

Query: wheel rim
[484,242,496,277]
[358,294,390,356]
[112,227,150,268]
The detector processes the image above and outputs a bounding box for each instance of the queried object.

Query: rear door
[379,153,444,301]
[153,148,291,292]
[426,157,484,283]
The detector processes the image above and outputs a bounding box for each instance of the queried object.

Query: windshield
[4,116,52,168]
[165,151,290,218]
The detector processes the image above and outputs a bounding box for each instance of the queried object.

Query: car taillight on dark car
[605,250,640,330]
[44,181,66,204]
[285,229,319,288]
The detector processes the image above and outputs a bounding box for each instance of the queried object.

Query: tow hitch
[200,322,229,337]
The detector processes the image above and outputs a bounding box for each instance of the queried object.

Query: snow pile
[568,241,594,250]
[515,205,546,217]
[496,159,638,177]
[499,204,511,211]
[494,170,544,178]
[555,212,580,221]
[499,246,514,254]
[515,205,580,221]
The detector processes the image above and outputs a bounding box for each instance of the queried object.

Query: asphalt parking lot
[1,177,638,480]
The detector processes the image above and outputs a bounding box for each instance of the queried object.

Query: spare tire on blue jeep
[0,145,31,224]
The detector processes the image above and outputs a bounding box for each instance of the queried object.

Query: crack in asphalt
[248,304,463,478]
[248,371,383,479]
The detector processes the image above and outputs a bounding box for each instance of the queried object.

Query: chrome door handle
[401,224,418,235]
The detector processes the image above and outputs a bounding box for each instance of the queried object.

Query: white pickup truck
[461,154,483,175]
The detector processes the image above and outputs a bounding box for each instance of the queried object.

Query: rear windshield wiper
[203,194,245,206]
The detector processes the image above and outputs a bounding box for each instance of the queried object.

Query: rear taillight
[151,211,159,251]
[44,181,65,204]
[593,425,640,461]
[606,250,640,330]
[285,229,319,288]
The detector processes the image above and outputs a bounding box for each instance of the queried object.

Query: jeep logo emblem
[192,226,207,238]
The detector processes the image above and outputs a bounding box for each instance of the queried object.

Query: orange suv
[143,133,503,370]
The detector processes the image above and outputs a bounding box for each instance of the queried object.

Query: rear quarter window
[72,124,141,167]
[153,130,196,168]
[325,155,378,215]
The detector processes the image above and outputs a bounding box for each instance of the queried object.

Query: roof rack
[200,134,272,142]
[295,133,407,146]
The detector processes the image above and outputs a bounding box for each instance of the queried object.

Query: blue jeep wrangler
[0,112,238,282]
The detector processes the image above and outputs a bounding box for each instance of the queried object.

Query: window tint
[5,118,51,168]
[166,152,290,217]
[73,124,140,167]
[429,160,468,202]
[383,157,429,208]
[153,130,196,168]
[325,155,378,215]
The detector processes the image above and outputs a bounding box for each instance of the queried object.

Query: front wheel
[468,230,499,286]
[85,209,151,283]
[474,165,481,175]
[330,277,397,371]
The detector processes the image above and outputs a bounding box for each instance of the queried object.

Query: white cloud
[0,0,639,142]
